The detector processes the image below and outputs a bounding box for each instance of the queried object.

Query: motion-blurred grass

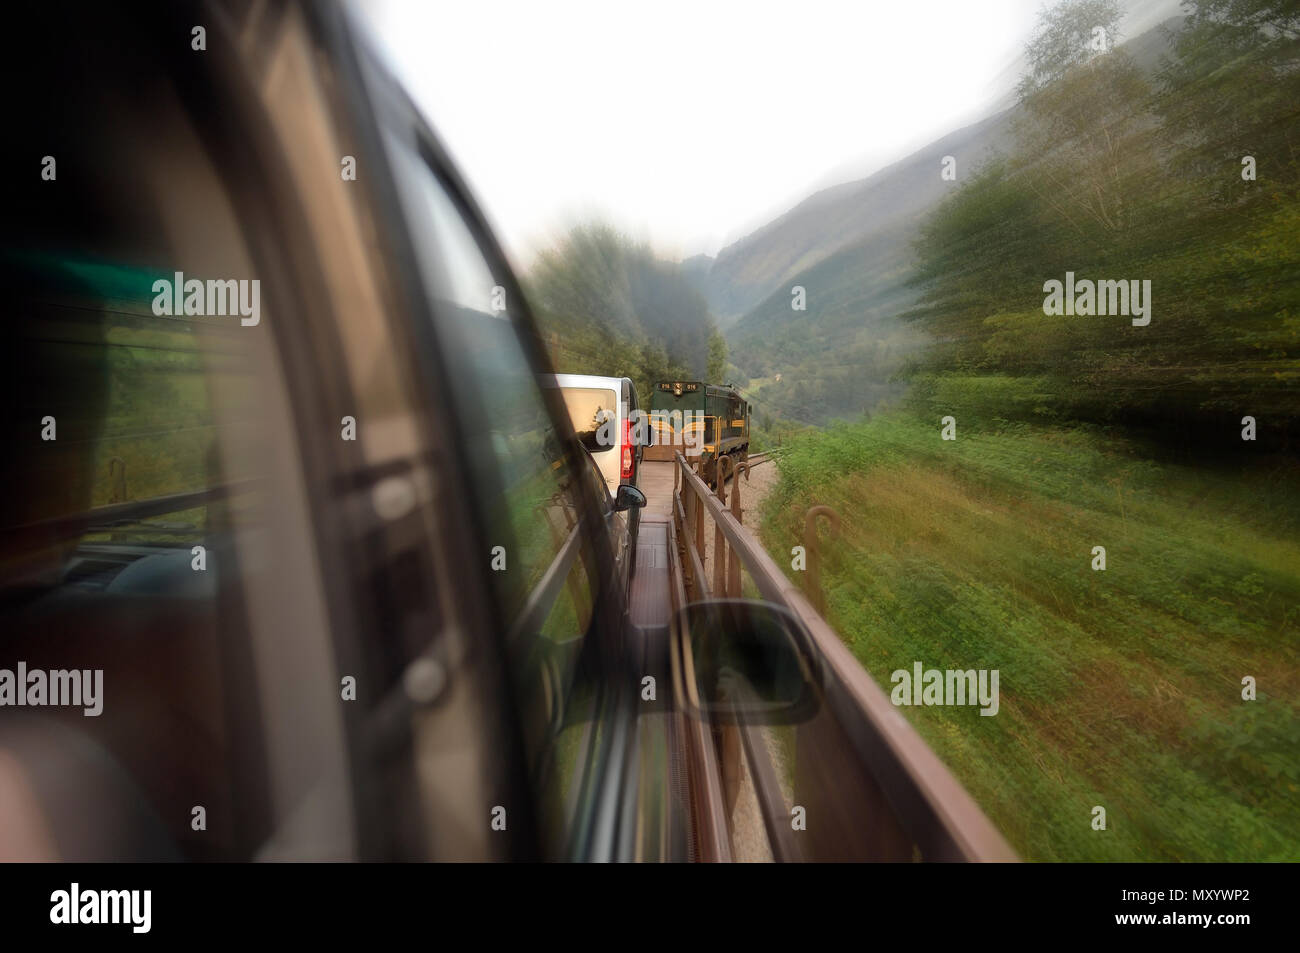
[760,411,1300,861]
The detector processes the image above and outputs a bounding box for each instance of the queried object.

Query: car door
[357,63,654,860]
[0,0,685,863]
[0,0,385,862]
[621,378,643,553]
[581,445,632,594]
[220,0,675,862]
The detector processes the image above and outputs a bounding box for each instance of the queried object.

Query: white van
[544,374,643,495]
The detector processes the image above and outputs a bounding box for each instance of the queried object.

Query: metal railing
[670,450,1017,862]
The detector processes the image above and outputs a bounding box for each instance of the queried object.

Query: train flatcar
[644,380,749,485]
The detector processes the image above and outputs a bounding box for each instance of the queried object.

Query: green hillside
[757,0,1300,860]
[721,13,1190,427]
[761,413,1300,860]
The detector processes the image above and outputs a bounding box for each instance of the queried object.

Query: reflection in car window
[0,63,349,860]
[583,447,614,516]
[561,387,619,453]
[383,132,603,851]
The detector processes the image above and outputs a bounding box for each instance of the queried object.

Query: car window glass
[381,131,604,850]
[1,66,350,861]
[562,387,619,453]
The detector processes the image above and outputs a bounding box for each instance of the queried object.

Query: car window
[561,386,619,453]
[583,447,614,515]
[381,129,607,851]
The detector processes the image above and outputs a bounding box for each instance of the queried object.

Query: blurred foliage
[1157,0,1300,203]
[761,411,1300,861]
[725,228,924,427]
[707,326,727,382]
[1016,0,1124,97]
[905,0,1300,450]
[525,224,722,398]
[756,0,1300,862]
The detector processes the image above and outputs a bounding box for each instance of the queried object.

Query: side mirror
[674,599,821,725]
[613,484,646,512]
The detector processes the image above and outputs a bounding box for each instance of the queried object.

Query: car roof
[543,373,630,390]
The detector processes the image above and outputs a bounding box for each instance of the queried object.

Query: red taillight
[621,419,633,480]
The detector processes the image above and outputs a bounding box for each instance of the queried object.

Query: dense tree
[904,0,1300,449]
[1156,0,1300,203]
[706,327,727,381]
[526,224,720,399]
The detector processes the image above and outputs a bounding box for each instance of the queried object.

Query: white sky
[353,0,1180,267]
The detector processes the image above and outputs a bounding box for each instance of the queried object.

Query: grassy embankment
[759,412,1300,861]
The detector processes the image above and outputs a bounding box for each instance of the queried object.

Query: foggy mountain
[703,15,1183,425]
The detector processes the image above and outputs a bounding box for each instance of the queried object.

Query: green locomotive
[644,380,749,485]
